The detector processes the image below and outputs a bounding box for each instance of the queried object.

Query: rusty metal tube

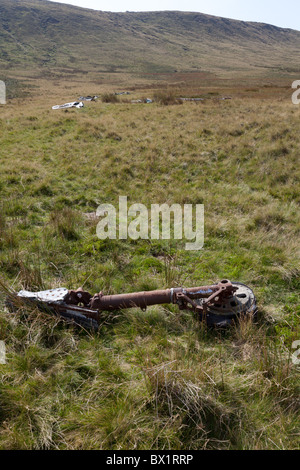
[89,285,221,311]
[91,289,173,310]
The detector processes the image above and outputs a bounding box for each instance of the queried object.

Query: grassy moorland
[1,0,300,79]
[0,75,299,450]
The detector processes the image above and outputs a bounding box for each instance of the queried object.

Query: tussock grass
[49,208,83,241]
[101,93,120,104]
[153,90,182,106]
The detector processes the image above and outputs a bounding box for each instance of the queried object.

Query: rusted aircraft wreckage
[52,101,84,110]
[7,280,256,330]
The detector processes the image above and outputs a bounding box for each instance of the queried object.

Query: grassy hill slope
[1,0,300,77]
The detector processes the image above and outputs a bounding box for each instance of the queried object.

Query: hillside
[1,0,300,78]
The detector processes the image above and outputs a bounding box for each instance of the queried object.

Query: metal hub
[196,282,257,327]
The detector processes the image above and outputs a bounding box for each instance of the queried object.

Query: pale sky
[48,0,300,30]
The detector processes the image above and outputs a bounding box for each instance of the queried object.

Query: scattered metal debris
[180,98,205,102]
[179,96,232,102]
[52,101,84,110]
[131,98,153,104]
[8,280,257,330]
[83,212,99,222]
[79,96,98,101]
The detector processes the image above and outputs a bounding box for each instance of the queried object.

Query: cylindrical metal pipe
[90,289,173,310]
[89,285,220,311]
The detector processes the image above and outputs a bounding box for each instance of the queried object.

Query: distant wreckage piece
[79,95,98,101]
[52,101,84,110]
[131,98,153,104]
[180,97,205,102]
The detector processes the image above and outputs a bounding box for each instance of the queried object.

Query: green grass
[0,84,299,449]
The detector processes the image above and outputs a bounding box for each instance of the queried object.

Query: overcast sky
[49,0,300,30]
